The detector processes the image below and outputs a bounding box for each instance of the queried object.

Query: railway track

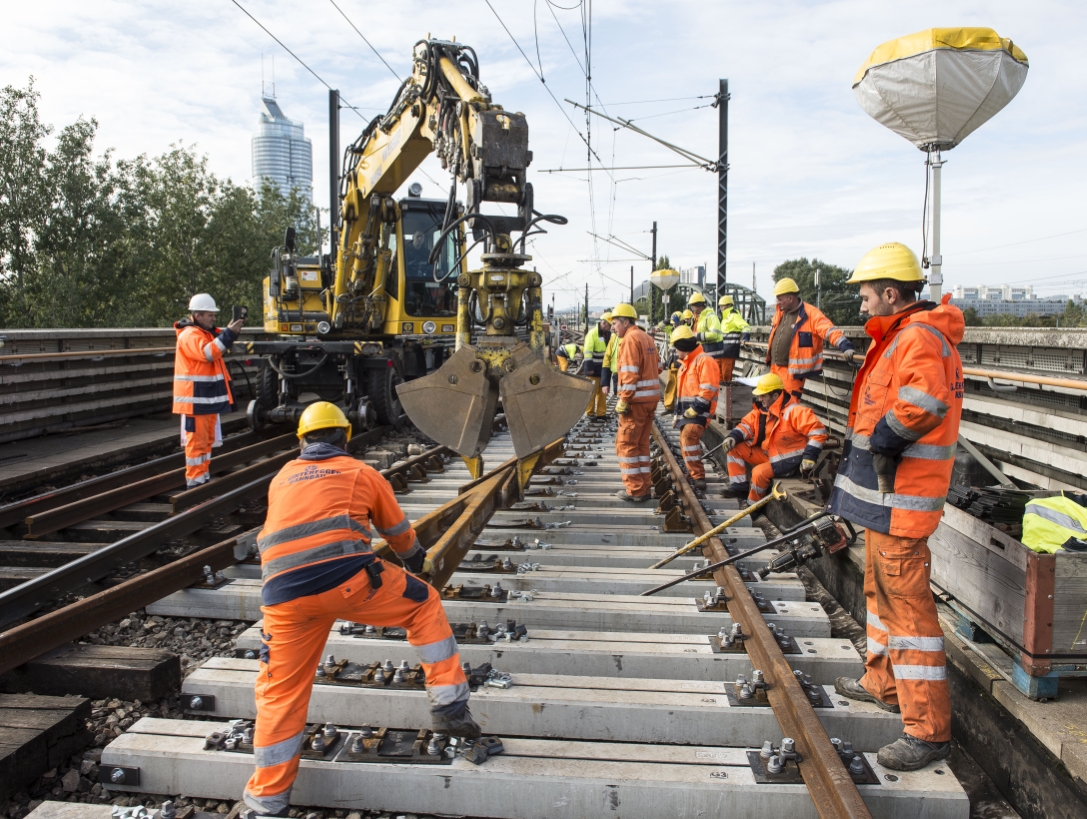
[0,424,438,630]
[63,406,969,819]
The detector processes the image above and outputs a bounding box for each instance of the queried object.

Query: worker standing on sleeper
[173,294,244,488]
[602,329,622,398]
[671,325,718,490]
[718,295,750,385]
[687,292,726,383]
[582,313,612,419]
[611,303,660,502]
[240,402,479,817]
[766,277,855,396]
[829,242,964,771]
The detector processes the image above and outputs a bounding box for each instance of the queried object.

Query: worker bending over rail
[241,402,478,817]
[582,313,612,419]
[766,277,855,396]
[612,303,660,502]
[555,337,582,372]
[671,325,718,490]
[718,295,750,385]
[829,242,964,771]
[173,294,244,488]
[720,373,826,502]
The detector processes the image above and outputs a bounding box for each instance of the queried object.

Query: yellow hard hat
[612,303,638,319]
[773,278,800,297]
[720,295,735,307]
[688,292,707,307]
[599,312,613,324]
[847,242,924,284]
[670,325,696,343]
[681,309,694,321]
[752,373,785,396]
[297,401,352,441]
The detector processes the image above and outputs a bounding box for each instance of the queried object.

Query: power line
[596,95,714,106]
[227,0,366,121]
[626,103,715,123]
[953,227,1087,256]
[326,0,402,81]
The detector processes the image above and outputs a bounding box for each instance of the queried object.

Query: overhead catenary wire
[326,0,402,81]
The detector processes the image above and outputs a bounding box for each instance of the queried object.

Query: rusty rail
[651,423,872,819]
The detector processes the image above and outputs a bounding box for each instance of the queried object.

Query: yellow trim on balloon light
[853,27,1028,86]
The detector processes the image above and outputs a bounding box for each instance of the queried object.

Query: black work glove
[403,544,427,574]
[872,453,899,494]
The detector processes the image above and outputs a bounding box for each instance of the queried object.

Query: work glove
[402,543,427,575]
[799,459,816,477]
[843,349,858,367]
[722,436,738,453]
[872,453,899,494]
[683,407,700,420]
[615,400,630,415]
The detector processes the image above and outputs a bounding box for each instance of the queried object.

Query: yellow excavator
[249,37,592,472]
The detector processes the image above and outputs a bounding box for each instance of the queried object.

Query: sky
[4,0,1086,310]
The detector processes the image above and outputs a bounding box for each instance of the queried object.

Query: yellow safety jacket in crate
[1022,494,1087,553]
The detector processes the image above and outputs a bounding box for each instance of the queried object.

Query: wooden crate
[928,504,1087,698]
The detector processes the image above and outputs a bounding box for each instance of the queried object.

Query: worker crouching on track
[829,242,964,771]
[555,337,582,372]
[671,326,718,490]
[173,294,244,488]
[241,402,478,817]
[766,277,855,396]
[720,373,826,503]
[582,313,612,419]
[718,295,750,385]
[611,303,660,502]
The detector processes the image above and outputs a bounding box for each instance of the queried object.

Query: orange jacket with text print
[172,320,237,415]
[257,444,422,605]
[616,324,661,405]
[829,299,965,539]
[674,345,718,428]
[728,392,827,476]
[765,301,853,382]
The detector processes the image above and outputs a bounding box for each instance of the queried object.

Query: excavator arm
[334,38,592,467]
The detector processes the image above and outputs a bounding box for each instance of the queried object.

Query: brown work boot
[834,676,900,713]
[877,734,950,771]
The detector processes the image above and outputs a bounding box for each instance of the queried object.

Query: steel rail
[0,346,175,363]
[651,423,872,819]
[0,426,393,628]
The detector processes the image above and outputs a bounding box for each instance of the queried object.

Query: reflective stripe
[898,385,949,418]
[174,374,225,382]
[1025,503,1087,536]
[620,365,639,373]
[886,411,925,442]
[834,473,946,512]
[893,664,947,681]
[888,635,945,652]
[253,729,306,768]
[620,466,652,474]
[902,442,957,461]
[634,389,660,397]
[867,611,888,632]
[415,635,459,665]
[258,515,371,552]
[244,789,292,815]
[867,637,888,656]
[375,517,412,538]
[185,454,210,466]
[682,445,702,452]
[699,383,717,390]
[636,379,658,387]
[618,456,641,463]
[261,539,375,580]
[908,323,952,356]
[427,680,470,708]
[173,395,230,405]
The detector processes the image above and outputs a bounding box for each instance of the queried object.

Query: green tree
[772,258,860,326]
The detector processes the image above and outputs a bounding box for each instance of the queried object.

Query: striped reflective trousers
[861,529,951,743]
[680,424,706,480]
[182,414,217,487]
[243,561,466,814]
[725,442,773,502]
[615,403,655,495]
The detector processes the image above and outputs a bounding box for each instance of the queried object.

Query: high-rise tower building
[252,96,313,201]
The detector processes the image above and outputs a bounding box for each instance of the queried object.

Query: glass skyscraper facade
[252,96,313,202]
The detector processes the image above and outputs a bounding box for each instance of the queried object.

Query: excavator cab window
[401,204,458,318]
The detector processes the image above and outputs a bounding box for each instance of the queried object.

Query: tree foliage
[0,79,319,328]
[772,258,860,326]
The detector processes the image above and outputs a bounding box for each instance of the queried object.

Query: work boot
[432,702,482,739]
[692,478,708,491]
[615,489,651,502]
[232,806,289,818]
[719,486,748,499]
[877,734,951,771]
[834,677,901,713]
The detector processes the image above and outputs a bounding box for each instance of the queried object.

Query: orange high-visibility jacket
[829,300,965,538]
[257,450,421,602]
[172,320,237,415]
[729,393,827,476]
[674,345,718,428]
[616,325,661,405]
[766,302,853,382]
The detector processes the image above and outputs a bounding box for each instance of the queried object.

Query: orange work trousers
[243,560,467,815]
[769,364,806,398]
[719,357,736,384]
[726,441,773,502]
[182,414,217,487]
[585,377,607,418]
[616,403,655,496]
[680,423,706,480]
[861,529,951,743]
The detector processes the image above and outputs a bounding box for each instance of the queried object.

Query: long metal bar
[566,99,716,168]
[651,423,872,819]
[0,346,175,363]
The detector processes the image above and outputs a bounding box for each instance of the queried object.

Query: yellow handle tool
[648,483,788,570]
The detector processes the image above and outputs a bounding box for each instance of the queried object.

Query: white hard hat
[188,293,219,312]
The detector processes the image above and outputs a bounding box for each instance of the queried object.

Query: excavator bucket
[396,342,594,459]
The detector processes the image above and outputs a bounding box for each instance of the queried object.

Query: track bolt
[323,723,337,738]
[360,724,373,738]
[350,735,364,753]
[849,755,865,776]
[752,670,764,684]
[110,768,126,784]
[766,754,783,774]
[781,738,795,755]
[188,696,203,709]
[311,733,326,752]
[760,740,774,759]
